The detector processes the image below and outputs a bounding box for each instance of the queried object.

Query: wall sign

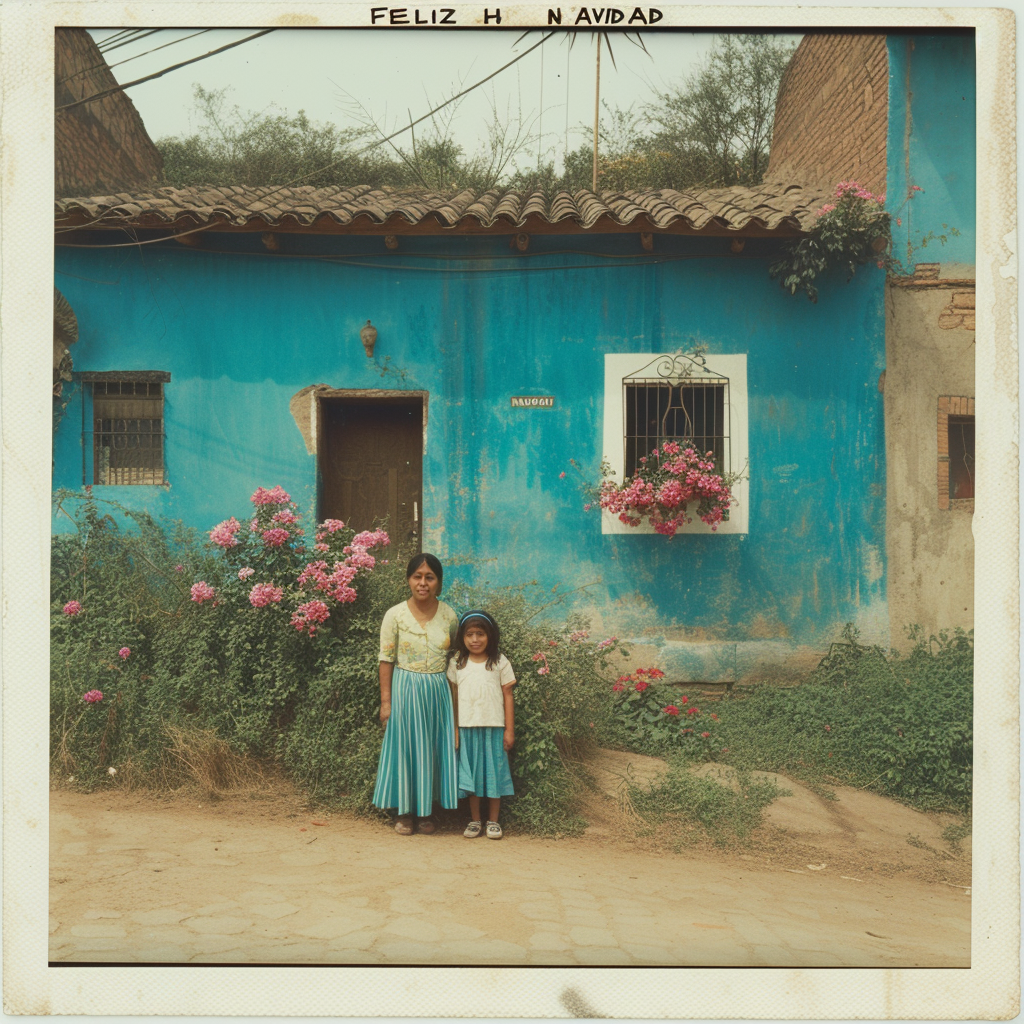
[510,396,555,408]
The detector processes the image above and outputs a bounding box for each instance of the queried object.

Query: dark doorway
[319,395,424,550]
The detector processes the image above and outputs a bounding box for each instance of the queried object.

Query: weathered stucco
[53,231,888,680]
[884,282,975,642]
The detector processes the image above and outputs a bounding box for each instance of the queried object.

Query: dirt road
[49,764,970,966]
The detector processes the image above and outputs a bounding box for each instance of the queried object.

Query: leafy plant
[606,669,726,761]
[769,181,893,302]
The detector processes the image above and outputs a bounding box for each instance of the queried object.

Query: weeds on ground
[628,760,783,846]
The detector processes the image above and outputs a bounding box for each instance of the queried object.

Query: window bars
[623,352,730,479]
[80,376,167,485]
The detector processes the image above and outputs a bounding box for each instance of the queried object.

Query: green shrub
[604,623,973,814]
[50,490,626,835]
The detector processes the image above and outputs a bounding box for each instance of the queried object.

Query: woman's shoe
[485,821,503,840]
[394,816,414,835]
[416,817,437,834]
[463,820,483,838]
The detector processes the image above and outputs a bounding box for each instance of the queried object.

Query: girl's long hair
[450,612,500,670]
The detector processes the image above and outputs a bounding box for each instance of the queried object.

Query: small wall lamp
[360,320,378,358]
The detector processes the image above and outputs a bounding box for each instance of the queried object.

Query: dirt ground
[49,750,971,966]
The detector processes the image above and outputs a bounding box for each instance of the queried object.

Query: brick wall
[766,33,888,196]
[55,29,163,196]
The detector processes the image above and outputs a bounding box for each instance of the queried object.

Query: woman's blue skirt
[458,726,515,799]
[372,668,458,817]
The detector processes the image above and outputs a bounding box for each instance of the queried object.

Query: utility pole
[592,34,601,192]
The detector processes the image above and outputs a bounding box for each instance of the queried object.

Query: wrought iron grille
[86,381,165,485]
[623,352,731,479]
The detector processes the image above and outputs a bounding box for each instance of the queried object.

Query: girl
[446,610,516,839]
[372,553,459,835]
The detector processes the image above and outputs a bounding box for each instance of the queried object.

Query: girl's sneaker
[485,821,503,840]
[463,820,483,838]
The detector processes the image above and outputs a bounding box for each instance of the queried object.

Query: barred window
[81,373,169,485]
[603,353,749,535]
[623,354,731,478]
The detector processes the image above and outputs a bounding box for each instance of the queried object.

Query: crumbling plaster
[885,284,975,642]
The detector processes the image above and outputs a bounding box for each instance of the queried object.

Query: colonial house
[52,28,975,683]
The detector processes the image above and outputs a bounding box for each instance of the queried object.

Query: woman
[372,552,459,834]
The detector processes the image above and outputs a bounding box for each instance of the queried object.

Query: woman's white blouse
[378,600,458,673]
[447,654,516,728]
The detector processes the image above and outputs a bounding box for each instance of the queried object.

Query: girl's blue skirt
[458,726,515,799]
[372,668,458,817]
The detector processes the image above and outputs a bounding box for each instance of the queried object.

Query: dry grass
[159,725,265,799]
[51,714,79,777]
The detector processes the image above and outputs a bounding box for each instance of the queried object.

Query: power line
[93,29,137,50]
[55,30,558,238]
[109,29,212,70]
[99,29,160,54]
[60,29,213,87]
[57,29,273,112]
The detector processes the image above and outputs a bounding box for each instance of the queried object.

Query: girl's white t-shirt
[447,654,516,728]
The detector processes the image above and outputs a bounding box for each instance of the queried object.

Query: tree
[651,34,796,187]
[154,35,798,193]
[157,85,398,188]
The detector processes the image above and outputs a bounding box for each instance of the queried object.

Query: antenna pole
[592,35,601,192]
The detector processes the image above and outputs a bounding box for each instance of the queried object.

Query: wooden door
[319,397,423,550]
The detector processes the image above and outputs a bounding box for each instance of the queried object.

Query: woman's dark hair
[451,611,500,671]
[405,552,443,594]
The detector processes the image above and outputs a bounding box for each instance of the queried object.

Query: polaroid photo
[2,1,1017,1018]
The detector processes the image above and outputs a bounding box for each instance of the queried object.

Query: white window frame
[602,353,749,535]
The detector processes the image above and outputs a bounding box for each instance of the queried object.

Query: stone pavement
[49,791,971,965]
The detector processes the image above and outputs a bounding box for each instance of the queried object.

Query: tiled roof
[55,183,829,234]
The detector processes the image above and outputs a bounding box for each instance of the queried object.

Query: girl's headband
[459,609,497,629]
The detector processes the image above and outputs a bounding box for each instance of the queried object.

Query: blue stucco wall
[54,232,887,671]
[887,31,976,269]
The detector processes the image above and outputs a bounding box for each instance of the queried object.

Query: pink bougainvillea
[237,567,255,581]
[62,600,82,616]
[291,599,330,635]
[118,647,131,660]
[251,485,291,505]
[249,583,284,608]
[348,529,390,550]
[209,516,242,548]
[320,519,346,533]
[261,527,291,548]
[593,441,735,535]
[190,581,216,603]
[82,689,103,703]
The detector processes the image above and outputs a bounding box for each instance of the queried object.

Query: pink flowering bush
[209,517,242,548]
[63,600,82,616]
[118,646,131,660]
[82,689,103,703]
[592,440,739,535]
[249,583,284,608]
[189,484,391,639]
[251,485,291,505]
[608,668,722,760]
[190,581,216,603]
[291,599,330,636]
[769,178,948,302]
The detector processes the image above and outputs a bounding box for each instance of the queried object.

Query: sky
[88,28,801,174]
